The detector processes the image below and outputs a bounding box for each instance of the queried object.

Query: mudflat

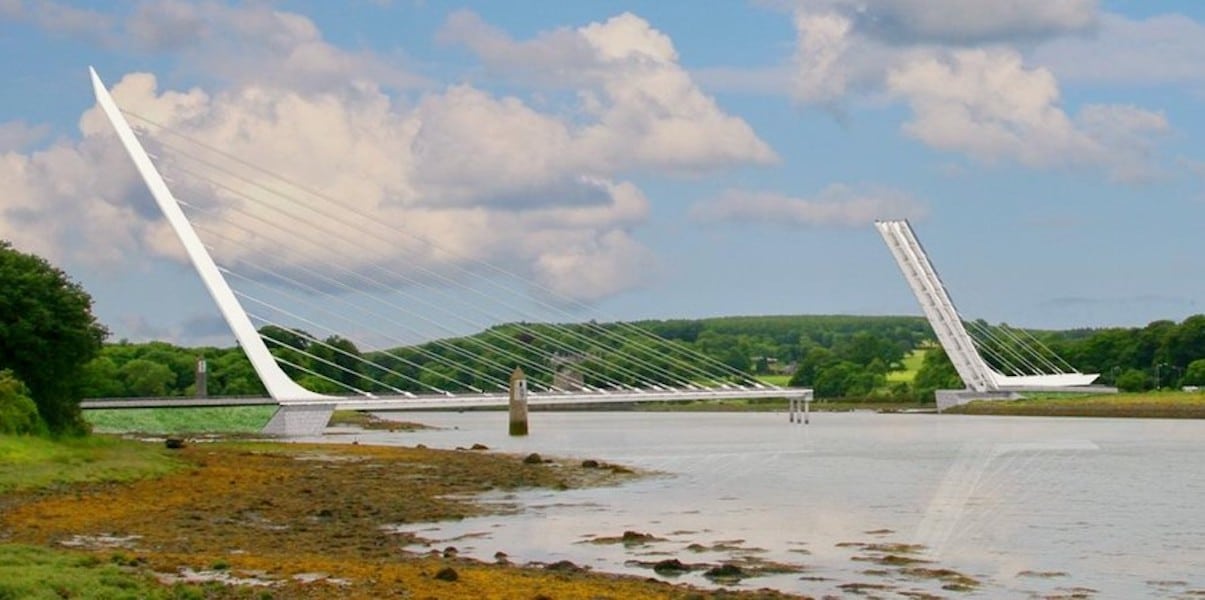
[1,439,804,599]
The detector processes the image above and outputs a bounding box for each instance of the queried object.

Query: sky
[2,0,1204,348]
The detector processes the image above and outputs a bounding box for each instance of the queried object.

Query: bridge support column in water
[509,367,529,436]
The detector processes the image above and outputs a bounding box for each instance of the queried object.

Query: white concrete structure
[91,68,330,404]
[875,220,1098,393]
[91,68,811,434]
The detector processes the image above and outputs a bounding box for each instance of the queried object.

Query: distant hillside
[80,314,1205,401]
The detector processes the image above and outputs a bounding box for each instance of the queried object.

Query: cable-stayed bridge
[875,220,1107,409]
[88,68,810,435]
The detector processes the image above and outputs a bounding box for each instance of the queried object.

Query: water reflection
[300,412,1205,598]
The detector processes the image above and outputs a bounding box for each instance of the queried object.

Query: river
[303,411,1205,598]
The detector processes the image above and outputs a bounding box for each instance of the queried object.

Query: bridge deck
[82,387,810,411]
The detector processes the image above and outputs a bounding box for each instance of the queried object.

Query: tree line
[5,236,1205,439]
[61,314,1205,403]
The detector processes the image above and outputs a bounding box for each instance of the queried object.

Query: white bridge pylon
[875,220,1098,392]
[90,67,810,429]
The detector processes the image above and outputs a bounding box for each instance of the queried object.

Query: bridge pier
[509,368,529,436]
[788,391,813,424]
[262,403,336,436]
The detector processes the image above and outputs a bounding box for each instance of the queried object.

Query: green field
[947,391,1205,418]
[84,406,277,434]
[756,374,792,386]
[886,348,927,384]
[0,435,180,492]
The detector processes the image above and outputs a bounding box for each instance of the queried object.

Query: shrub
[0,371,45,435]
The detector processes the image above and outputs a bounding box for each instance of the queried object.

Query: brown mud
[0,440,807,599]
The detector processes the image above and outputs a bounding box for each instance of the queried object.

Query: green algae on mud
[0,438,808,599]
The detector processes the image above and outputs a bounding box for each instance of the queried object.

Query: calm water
[304,412,1205,598]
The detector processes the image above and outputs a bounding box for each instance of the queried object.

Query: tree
[78,356,127,398]
[913,347,963,401]
[119,359,175,396]
[1115,369,1151,393]
[1183,359,1205,386]
[0,370,44,435]
[0,241,107,434]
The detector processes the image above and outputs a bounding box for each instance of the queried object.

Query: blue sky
[2,0,1204,347]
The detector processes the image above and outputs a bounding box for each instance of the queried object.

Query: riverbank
[0,434,804,599]
[945,391,1205,418]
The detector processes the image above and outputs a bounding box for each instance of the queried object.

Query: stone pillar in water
[509,367,529,436]
[195,356,208,398]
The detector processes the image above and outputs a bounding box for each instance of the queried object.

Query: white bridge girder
[875,220,1098,392]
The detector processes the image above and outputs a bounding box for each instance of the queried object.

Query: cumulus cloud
[1,6,775,305]
[781,0,1167,179]
[691,184,926,227]
[0,121,49,151]
[123,0,425,92]
[785,0,1097,45]
[0,0,115,44]
[438,11,778,171]
[80,71,657,303]
[888,48,1168,180]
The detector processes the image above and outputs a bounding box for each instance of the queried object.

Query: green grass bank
[946,391,1205,418]
[84,406,276,434]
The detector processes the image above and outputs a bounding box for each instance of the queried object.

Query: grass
[756,374,793,386]
[0,435,180,492]
[0,544,183,600]
[886,348,927,384]
[947,391,1205,418]
[84,406,277,434]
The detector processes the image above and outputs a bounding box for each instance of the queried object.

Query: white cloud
[691,184,926,227]
[792,11,853,105]
[780,0,1169,180]
[0,131,145,266]
[123,0,425,92]
[791,0,1098,44]
[888,48,1168,180]
[3,6,779,304]
[0,121,49,151]
[0,0,115,44]
[1031,13,1205,87]
[74,72,656,302]
[438,11,778,171]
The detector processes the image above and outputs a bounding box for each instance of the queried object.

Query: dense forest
[77,314,1205,401]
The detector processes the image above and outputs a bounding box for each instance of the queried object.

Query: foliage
[79,315,935,401]
[0,544,188,600]
[912,347,964,400]
[1186,359,1205,386]
[67,311,1205,405]
[1115,369,1152,393]
[0,435,179,492]
[0,241,108,435]
[0,370,44,435]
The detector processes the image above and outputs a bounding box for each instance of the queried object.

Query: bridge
[89,68,812,435]
[90,67,1101,430]
[875,220,1107,409]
